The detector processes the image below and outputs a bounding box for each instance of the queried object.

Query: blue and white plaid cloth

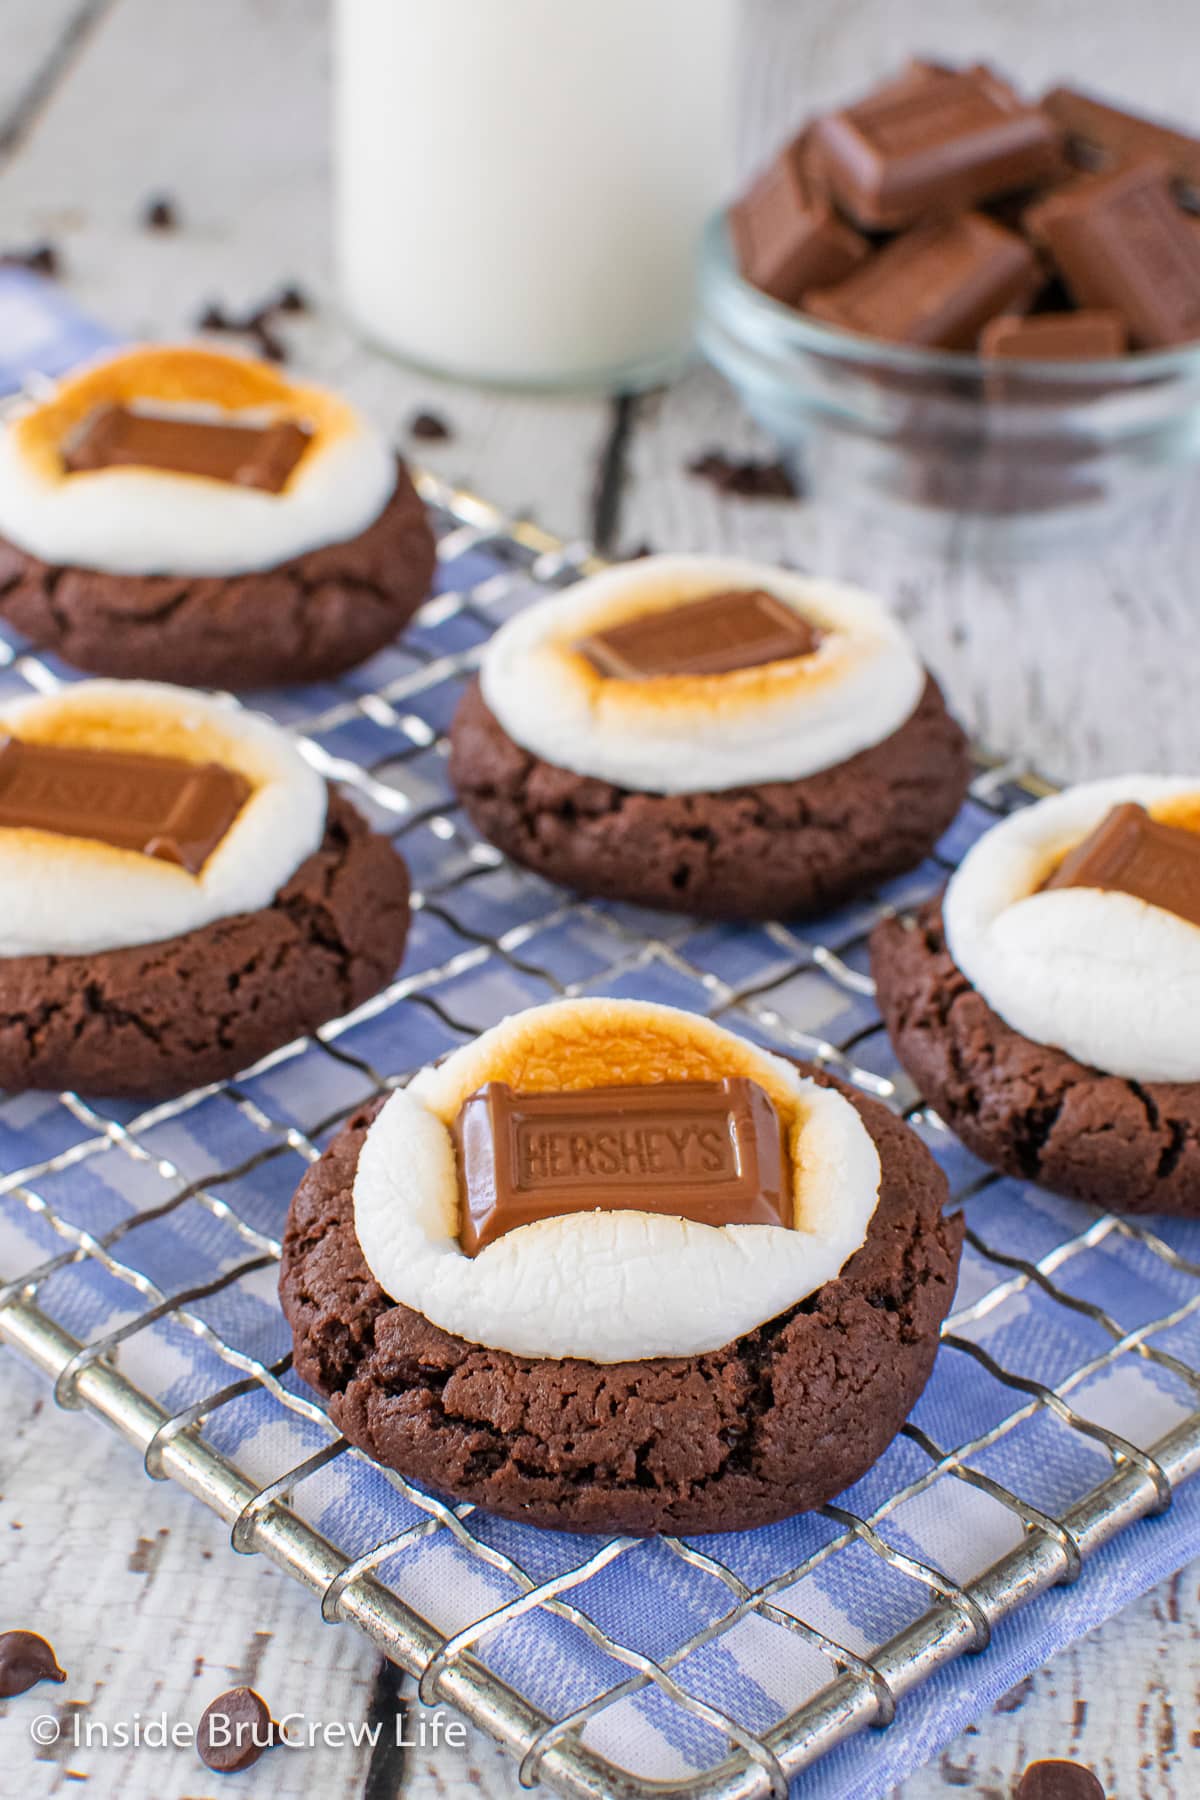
[0,272,1198,1798]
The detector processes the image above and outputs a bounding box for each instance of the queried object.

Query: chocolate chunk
[0,737,251,874]
[0,1630,67,1698]
[578,588,818,680]
[1016,1760,1106,1800]
[686,451,797,498]
[1044,86,1200,210]
[1025,160,1200,347]
[194,290,301,362]
[979,309,1127,358]
[1044,801,1200,927]
[812,66,1062,231]
[453,1078,792,1255]
[64,405,311,492]
[730,136,869,304]
[409,409,452,442]
[142,194,179,232]
[197,1686,280,1774]
[805,211,1040,349]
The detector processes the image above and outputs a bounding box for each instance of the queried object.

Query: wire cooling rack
[2,474,1200,1800]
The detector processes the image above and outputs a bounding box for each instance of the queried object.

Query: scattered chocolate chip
[687,450,798,499]
[627,541,656,559]
[197,301,231,332]
[197,1686,281,1775]
[142,195,179,232]
[0,1630,67,1698]
[409,409,452,443]
[1,242,60,278]
[194,284,307,365]
[274,283,310,315]
[252,324,287,363]
[1016,1760,1106,1800]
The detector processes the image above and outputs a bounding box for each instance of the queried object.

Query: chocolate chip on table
[686,450,798,499]
[1,242,60,277]
[142,194,179,232]
[1016,1761,1106,1800]
[408,409,452,443]
[195,284,310,364]
[0,1629,67,1698]
[197,1686,281,1775]
[273,283,310,314]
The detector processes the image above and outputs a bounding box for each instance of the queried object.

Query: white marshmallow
[479,555,926,794]
[943,776,1200,1084]
[0,681,327,958]
[352,998,882,1363]
[0,345,397,577]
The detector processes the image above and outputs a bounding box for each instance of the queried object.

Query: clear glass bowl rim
[699,212,1200,387]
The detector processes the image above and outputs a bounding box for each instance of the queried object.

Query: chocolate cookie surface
[0,466,436,689]
[449,675,970,919]
[871,898,1200,1215]
[0,792,409,1099]
[279,1072,962,1536]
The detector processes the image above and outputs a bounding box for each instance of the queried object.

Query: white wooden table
[1,3,1198,1796]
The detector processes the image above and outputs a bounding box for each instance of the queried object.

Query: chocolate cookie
[0,467,436,690]
[0,793,409,1099]
[871,898,1200,1214]
[449,675,970,920]
[279,1071,961,1536]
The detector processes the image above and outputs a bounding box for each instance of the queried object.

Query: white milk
[333,0,737,388]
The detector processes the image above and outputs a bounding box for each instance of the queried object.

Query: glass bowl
[697,213,1200,548]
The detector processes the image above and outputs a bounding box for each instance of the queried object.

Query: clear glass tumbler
[334,0,737,391]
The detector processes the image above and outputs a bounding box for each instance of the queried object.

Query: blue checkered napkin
[0,288,1198,1799]
[0,267,117,393]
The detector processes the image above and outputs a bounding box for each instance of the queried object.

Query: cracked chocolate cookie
[449,554,969,919]
[871,777,1200,1214]
[0,681,410,1099]
[0,345,436,689]
[280,997,962,1535]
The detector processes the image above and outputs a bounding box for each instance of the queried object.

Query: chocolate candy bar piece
[64,405,311,492]
[812,66,1062,231]
[730,136,868,305]
[453,1077,791,1255]
[804,212,1040,350]
[1044,86,1200,209]
[1025,160,1200,347]
[0,737,251,874]
[1044,801,1200,929]
[979,309,1127,358]
[578,589,818,681]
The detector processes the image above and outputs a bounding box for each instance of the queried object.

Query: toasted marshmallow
[0,345,396,576]
[944,776,1200,1083]
[0,680,326,957]
[479,554,926,793]
[353,997,881,1363]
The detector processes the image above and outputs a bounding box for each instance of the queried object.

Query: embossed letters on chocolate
[0,737,251,873]
[453,1077,792,1254]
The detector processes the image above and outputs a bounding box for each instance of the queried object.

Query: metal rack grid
[2,473,1200,1800]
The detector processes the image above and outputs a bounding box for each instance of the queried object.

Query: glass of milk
[333,0,737,390]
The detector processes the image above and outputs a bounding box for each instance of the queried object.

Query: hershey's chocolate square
[64,405,311,492]
[578,589,818,681]
[453,1078,791,1255]
[1044,800,1200,928]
